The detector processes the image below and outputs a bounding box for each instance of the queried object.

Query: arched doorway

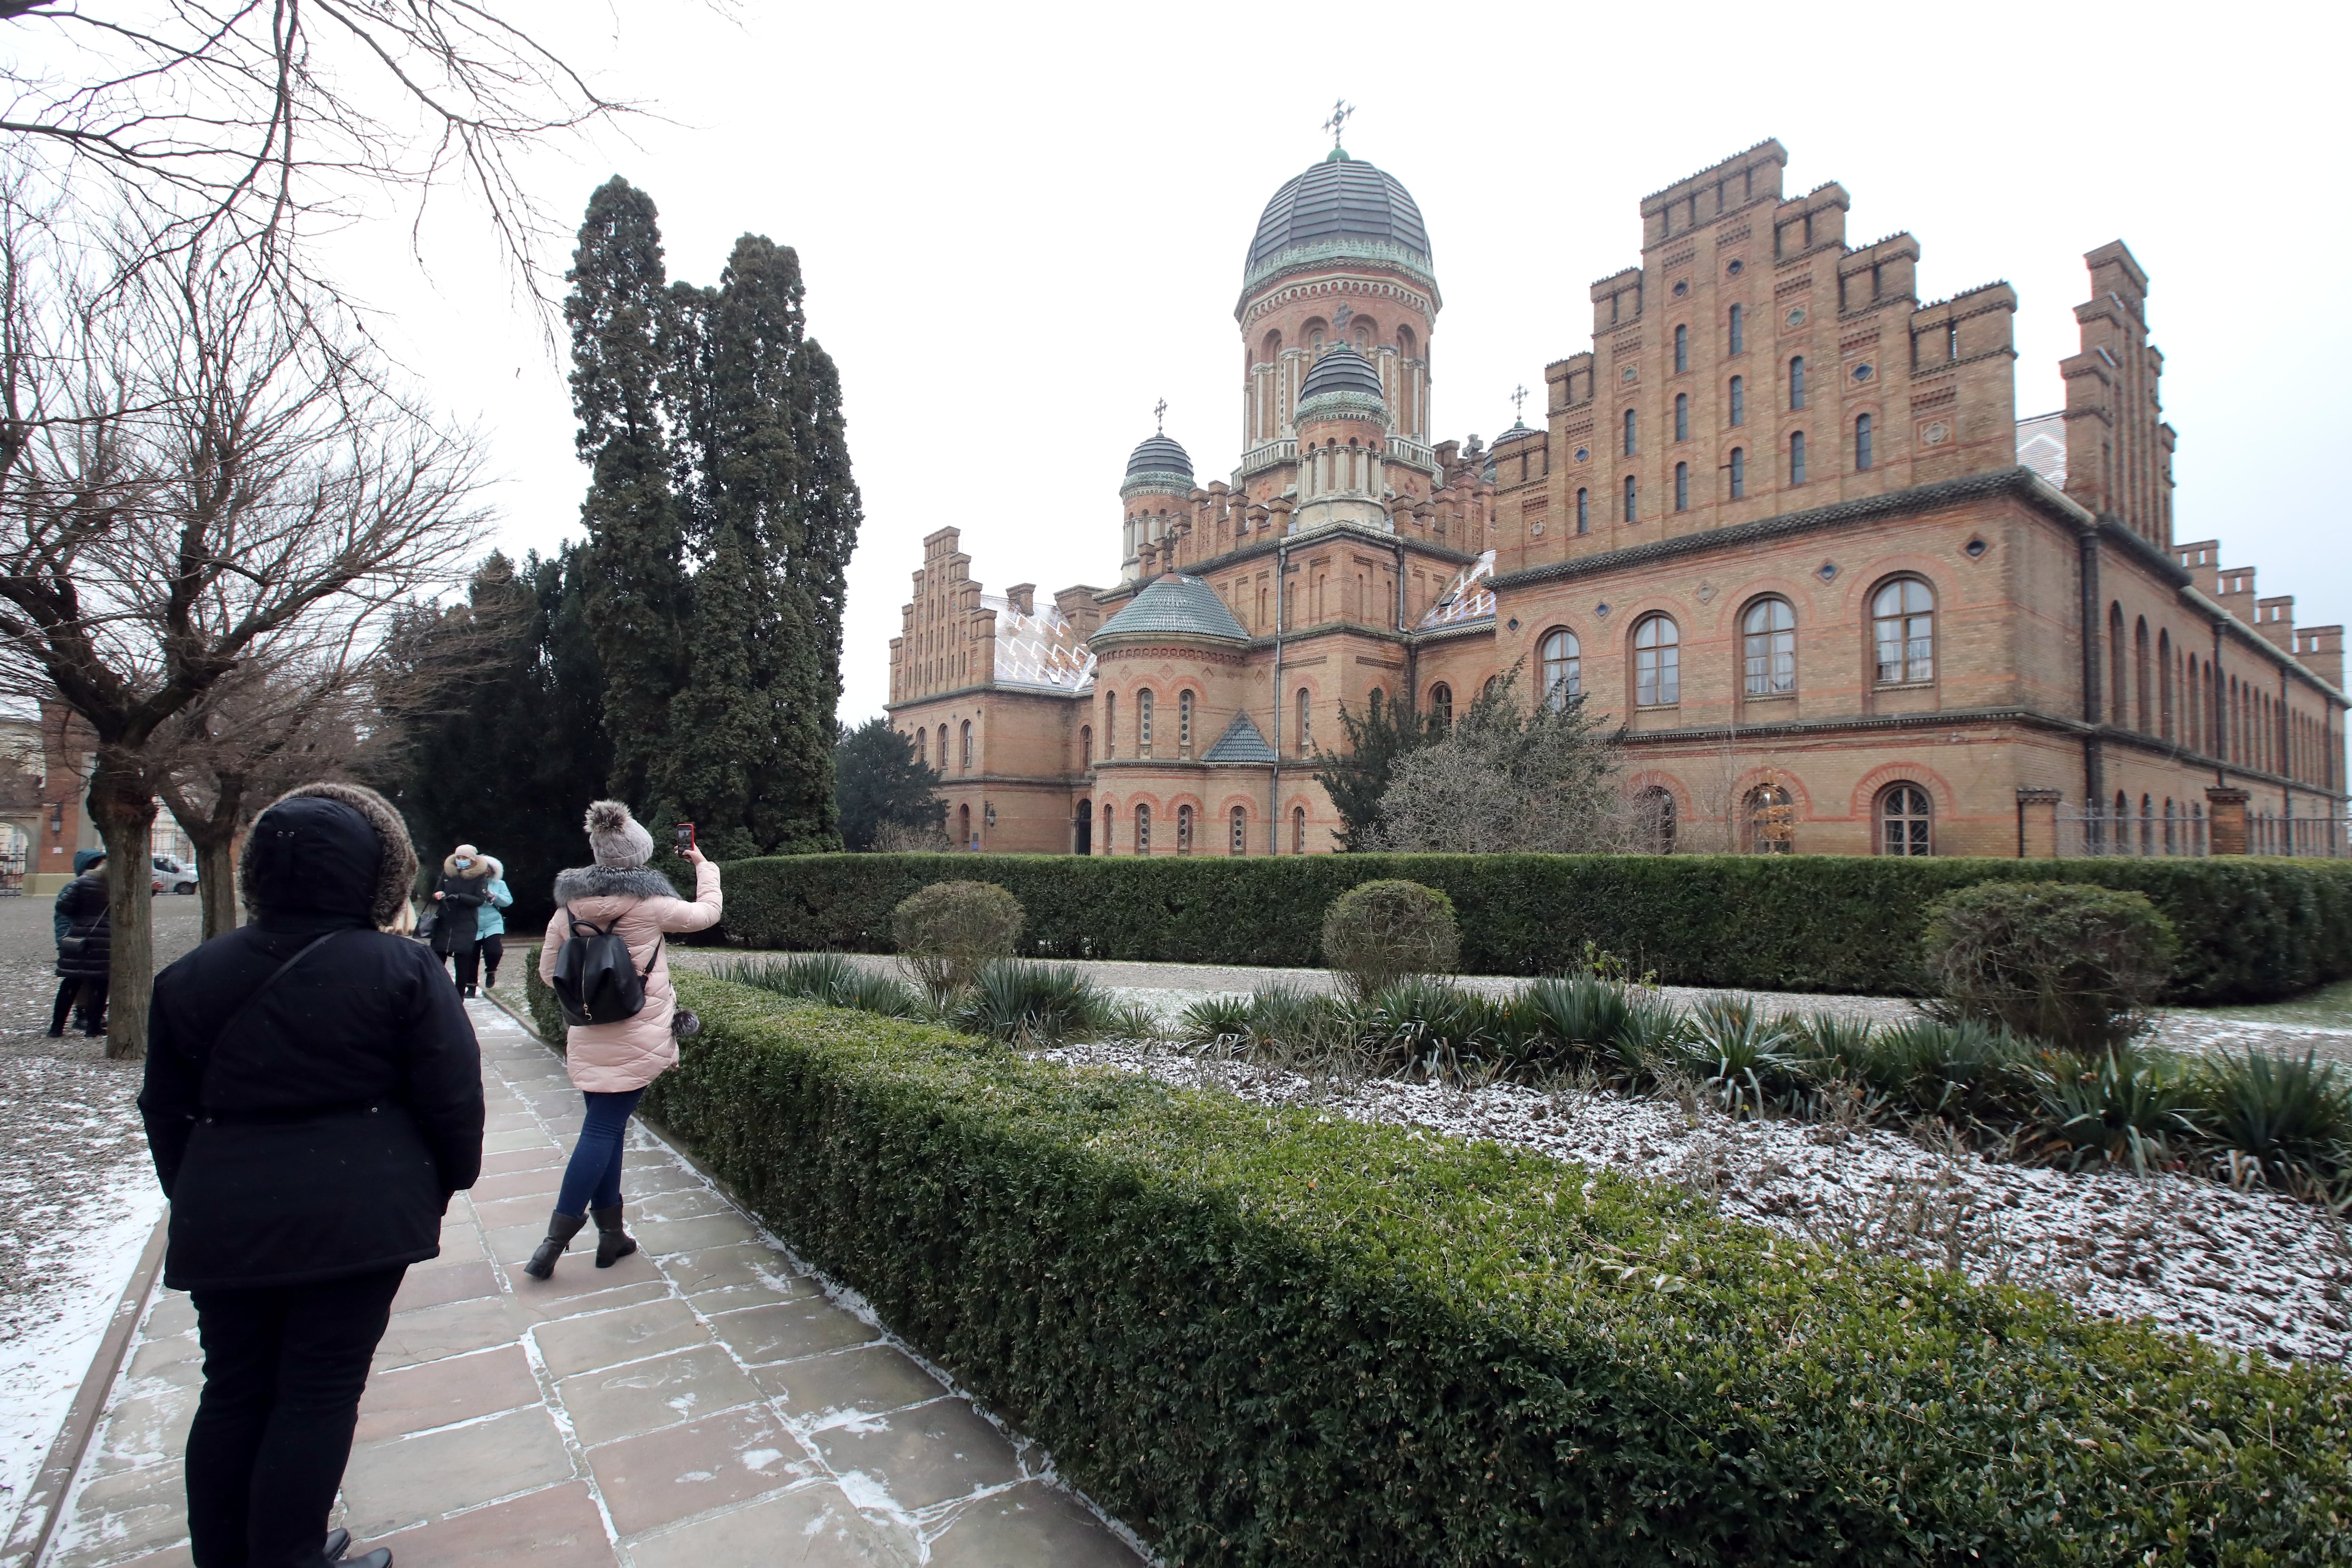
[1073,800,1091,855]
[957,802,972,849]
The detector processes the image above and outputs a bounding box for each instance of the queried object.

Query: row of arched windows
[1590,416,1879,523]
[1092,801,1313,856]
[912,721,975,772]
[1097,687,1196,760]
[2101,602,2336,787]
[1618,780,1937,855]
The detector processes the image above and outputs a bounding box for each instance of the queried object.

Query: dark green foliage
[703,852,2352,1005]
[834,718,943,852]
[566,177,688,811]
[1309,691,1438,851]
[1317,879,1458,995]
[2194,1050,2352,1183]
[645,973,2352,1567]
[954,960,1111,1044]
[1922,880,2181,1048]
[721,953,922,1019]
[2028,1043,2199,1173]
[522,948,564,1044]
[890,880,1024,1003]
[1818,1016,2031,1120]
[377,549,611,926]
[1680,995,1807,1114]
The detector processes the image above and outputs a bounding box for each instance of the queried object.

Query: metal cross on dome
[1511,384,1529,422]
[1154,399,1167,432]
[1323,100,1353,150]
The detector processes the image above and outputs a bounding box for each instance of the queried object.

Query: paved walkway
[41,1002,1144,1568]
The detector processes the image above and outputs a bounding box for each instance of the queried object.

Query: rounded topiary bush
[1920,879,2178,1050]
[1320,878,1460,997]
[891,880,1025,1003]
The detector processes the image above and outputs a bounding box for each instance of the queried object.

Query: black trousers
[185,1267,407,1568]
[452,935,502,990]
[49,975,107,1034]
[478,934,504,986]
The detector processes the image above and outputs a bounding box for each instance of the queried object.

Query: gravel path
[0,891,202,1535]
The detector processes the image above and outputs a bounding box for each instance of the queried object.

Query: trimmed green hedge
[704,852,2352,1003]
[650,972,2352,1566]
[520,949,565,1046]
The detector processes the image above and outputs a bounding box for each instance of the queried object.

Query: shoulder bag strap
[206,930,345,1059]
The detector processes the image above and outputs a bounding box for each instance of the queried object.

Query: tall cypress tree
[565,177,686,812]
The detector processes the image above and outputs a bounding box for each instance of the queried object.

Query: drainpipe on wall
[2212,620,2227,788]
[1392,534,1413,714]
[1270,539,1289,854]
[2079,528,2105,833]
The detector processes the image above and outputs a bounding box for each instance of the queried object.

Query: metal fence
[2056,804,2352,858]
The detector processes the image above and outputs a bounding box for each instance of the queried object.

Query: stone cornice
[1238,256,1440,325]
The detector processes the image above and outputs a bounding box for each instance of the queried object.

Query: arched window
[1788,355,1807,410]
[1747,783,1795,854]
[1728,304,1744,356]
[1295,687,1311,756]
[1481,674,1501,699]
[1177,803,1193,855]
[1623,475,1637,522]
[1854,413,1873,471]
[1878,783,1931,855]
[2108,603,2125,721]
[1674,324,1689,373]
[2164,798,2179,854]
[1634,614,1680,707]
[938,725,949,768]
[1368,688,1384,724]
[916,728,928,768]
[958,802,972,846]
[1872,578,1935,684]
[1789,430,1807,485]
[1429,682,1454,731]
[1742,598,1796,696]
[2140,793,2155,855]
[1575,488,1589,533]
[1102,696,1115,758]
[960,720,973,771]
[1623,408,1637,456]
[1230,805,1248,856]
[1635,786,1676,854]
[1179,689,1194,756]
[1134,803,1152,853]
[1675,392,1689,442]
[1540,629,1581,709]
[2134,618,2152,733]
[1080,725,1092,768]
[1138,688,1154,756]
[1729,446,1746,499]
[1673,462,1689,511]
[1292,805,1306,854]
[1101,802,1113,855]
[1728,374,1745,427]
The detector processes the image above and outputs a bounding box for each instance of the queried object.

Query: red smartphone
[674,821,696,854]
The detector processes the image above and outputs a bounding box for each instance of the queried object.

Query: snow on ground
[1034,1039,2352,1365]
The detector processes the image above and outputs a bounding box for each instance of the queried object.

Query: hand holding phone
[675,821,702,863]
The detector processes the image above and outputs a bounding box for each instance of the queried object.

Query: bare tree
[0,221,490,1056]
[1369,670,1635,854]
[0,0,645,312]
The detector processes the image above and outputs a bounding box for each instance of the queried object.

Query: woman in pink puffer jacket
[526,801,722,1279]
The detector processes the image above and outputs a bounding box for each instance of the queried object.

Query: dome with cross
[1243,149,1433,302]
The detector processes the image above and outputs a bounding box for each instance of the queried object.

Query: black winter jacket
[429,866,485,958]
[141,916,484,1289]
[53,873,110,980]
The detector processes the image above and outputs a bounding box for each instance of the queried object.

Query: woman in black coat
[139,782,484,1568]
[48,847,111,1036]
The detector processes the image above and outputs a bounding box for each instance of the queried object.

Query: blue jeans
[556,1088,645,1215]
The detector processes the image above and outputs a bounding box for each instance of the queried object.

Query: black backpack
[550,910,660,1026]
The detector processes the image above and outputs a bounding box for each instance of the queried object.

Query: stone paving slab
[41,1001,1146,1567]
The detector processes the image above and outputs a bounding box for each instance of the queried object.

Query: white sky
[306,0,2350,726]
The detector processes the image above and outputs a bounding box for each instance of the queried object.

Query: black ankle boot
[323,1527,350,1560]
[523,1210,586,1280]
[592,1205,637,1268]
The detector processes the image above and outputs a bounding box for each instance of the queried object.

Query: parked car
[152,854,197,895]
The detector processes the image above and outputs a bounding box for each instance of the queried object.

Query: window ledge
[1874,680,1935,692]
[1635,701,1682,712]
[1743,690,1797,703]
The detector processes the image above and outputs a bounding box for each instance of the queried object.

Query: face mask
[454,858,471,867]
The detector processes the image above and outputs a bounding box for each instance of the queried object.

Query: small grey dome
[1247,152,1430,280]
[1494,420,1541,447]
[1125,433,1192,480]
[1299,344,1385,405]
[1096,574,1249,643]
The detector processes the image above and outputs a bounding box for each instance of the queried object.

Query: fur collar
[442,853,493,879]
[240,781,418,931]
[553,864,675,905]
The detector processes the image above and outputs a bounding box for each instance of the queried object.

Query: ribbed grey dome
[1247,152,1430,280]
[1494,420,1541,446]
[1096,574,1248,643]
[1298,344,1385,404]
[1125,433,1193,479]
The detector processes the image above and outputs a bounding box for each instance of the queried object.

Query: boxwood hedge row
[703,852,2352,1003]
[640,973,2352,1567]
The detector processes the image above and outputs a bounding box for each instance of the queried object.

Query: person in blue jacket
[476,854,514,990]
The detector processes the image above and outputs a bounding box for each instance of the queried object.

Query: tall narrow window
[1623,475,1637,521]
[1429,683,1454,731]
[1747,784,1795,854]
[1623,408,1637,456]
[1368,688,1383,724]
[916,729,928,767]
[1540,628,1581,709]
[2134,618,2152,733]
[1178,689,1194,756]
[1575,488,1589,533]
[1176,804,1193,855]
[1080,725,1092,768]
[1230,805,1247,856]
[1102,696,1115,758]
[1728,304,1744,355]
[1947,321,1959,360]
[1789,430,1807,485]
[1137,688,1154,756]
[1134,804,1151,854]
[1879,783,1932,855]
[1674,461,1689,511]
[1101,802,1113,854]
[1674,324,1688,373]
[938,726,948,769]
[1295,688,1311,756]
[1789,356,1806,410]
[1729,446,1746,499]
[1854,413,1874,471]
[1742,598,1796,695]
[1728,375,1745,426]
[1636,787,1676,853]
[1674,393,1689,441]
[1872,578,1935,684]
[960,720,973,770]
[1292,805,1306,854]
[1634,614,1680,706]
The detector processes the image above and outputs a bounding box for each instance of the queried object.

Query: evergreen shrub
[1317,879,1458,996]
[645,972,2352,1567]
[890,880,1024,1004]
[707,852,2352,1004]
[1921,880,2180,1048]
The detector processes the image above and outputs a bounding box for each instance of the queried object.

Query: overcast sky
[317,0,2351,726]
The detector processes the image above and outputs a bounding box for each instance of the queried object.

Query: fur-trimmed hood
[552,864,676,906]
[441,852,493,880]
[240,781,418,930]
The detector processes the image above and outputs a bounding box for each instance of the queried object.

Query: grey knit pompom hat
[585,800,654,869]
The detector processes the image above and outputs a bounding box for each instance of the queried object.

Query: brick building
[885,138,2346,858]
